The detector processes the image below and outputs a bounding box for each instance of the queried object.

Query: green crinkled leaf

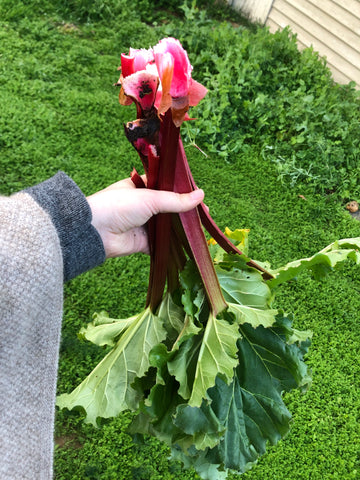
[205,321,311,472]
[180,260,206,320]
[129,351,224,452]
[209,228,250,263]
[227,303,278,328]
[189,314,239,407]
[172,315,311,477]
[173,403,225,451]
[129,346,195,449]
[56,308,166,425]
[131,369,184,445]
[157,314,202,400]
[157,292,185,343]
[223,227,250,256]
[168,332,202,400]
[79,311,138,347]
[216,265,271,309]
[268,237,360,288]
[171,446,228,480]
[288,326,313,346]
[177,314,203,344]
[167,260,274,407]
[167,314,239,406]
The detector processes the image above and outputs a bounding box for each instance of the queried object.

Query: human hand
[87,177,204,258]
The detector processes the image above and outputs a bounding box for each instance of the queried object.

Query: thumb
[148,188,205,215]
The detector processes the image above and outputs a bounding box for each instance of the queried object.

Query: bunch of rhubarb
[57,38,313,478]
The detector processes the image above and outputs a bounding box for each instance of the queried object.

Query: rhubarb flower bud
[154,38,192,98]
[117,38,207,125]
[129,47,155,73]
[154,37,207,125]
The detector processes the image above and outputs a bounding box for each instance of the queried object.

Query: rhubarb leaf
[130,343,225,452]
[128,344,216,451]
[171,447,228,480]
[227,303,278,328]
[180,260,206,320]
[173,403,225,451]
[167,314,239,406]
[168,333,202,400]
[129,380,183,444]
[56,308,166,425]
[171,314,311,477]
[157,292,185,343]
[268,237,360,288]
[130,347,185,445]
[79,311,138,347]
[209,228,250,263]
[216,264,271,309]
[224,227,250,255]
[188,314,239,407]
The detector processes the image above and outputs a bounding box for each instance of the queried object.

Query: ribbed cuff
[25,172,106,282]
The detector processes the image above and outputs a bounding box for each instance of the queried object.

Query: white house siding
[229,0,360,87]
[228,0,274,23]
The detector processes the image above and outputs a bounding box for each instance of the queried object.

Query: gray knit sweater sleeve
[0,192,64,479]
[0,174,106,479]
[26,171,106,281]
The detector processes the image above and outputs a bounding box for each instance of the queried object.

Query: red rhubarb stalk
[119,37,272,315]
[146,111,180,310]
[177,139,273,280]
[174,138,228,316]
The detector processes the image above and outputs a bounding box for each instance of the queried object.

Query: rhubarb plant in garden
[57,38,360,479]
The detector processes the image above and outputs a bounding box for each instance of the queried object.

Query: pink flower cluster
[117,37,207,126]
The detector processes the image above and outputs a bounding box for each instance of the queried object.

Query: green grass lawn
[1,1,360,478]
